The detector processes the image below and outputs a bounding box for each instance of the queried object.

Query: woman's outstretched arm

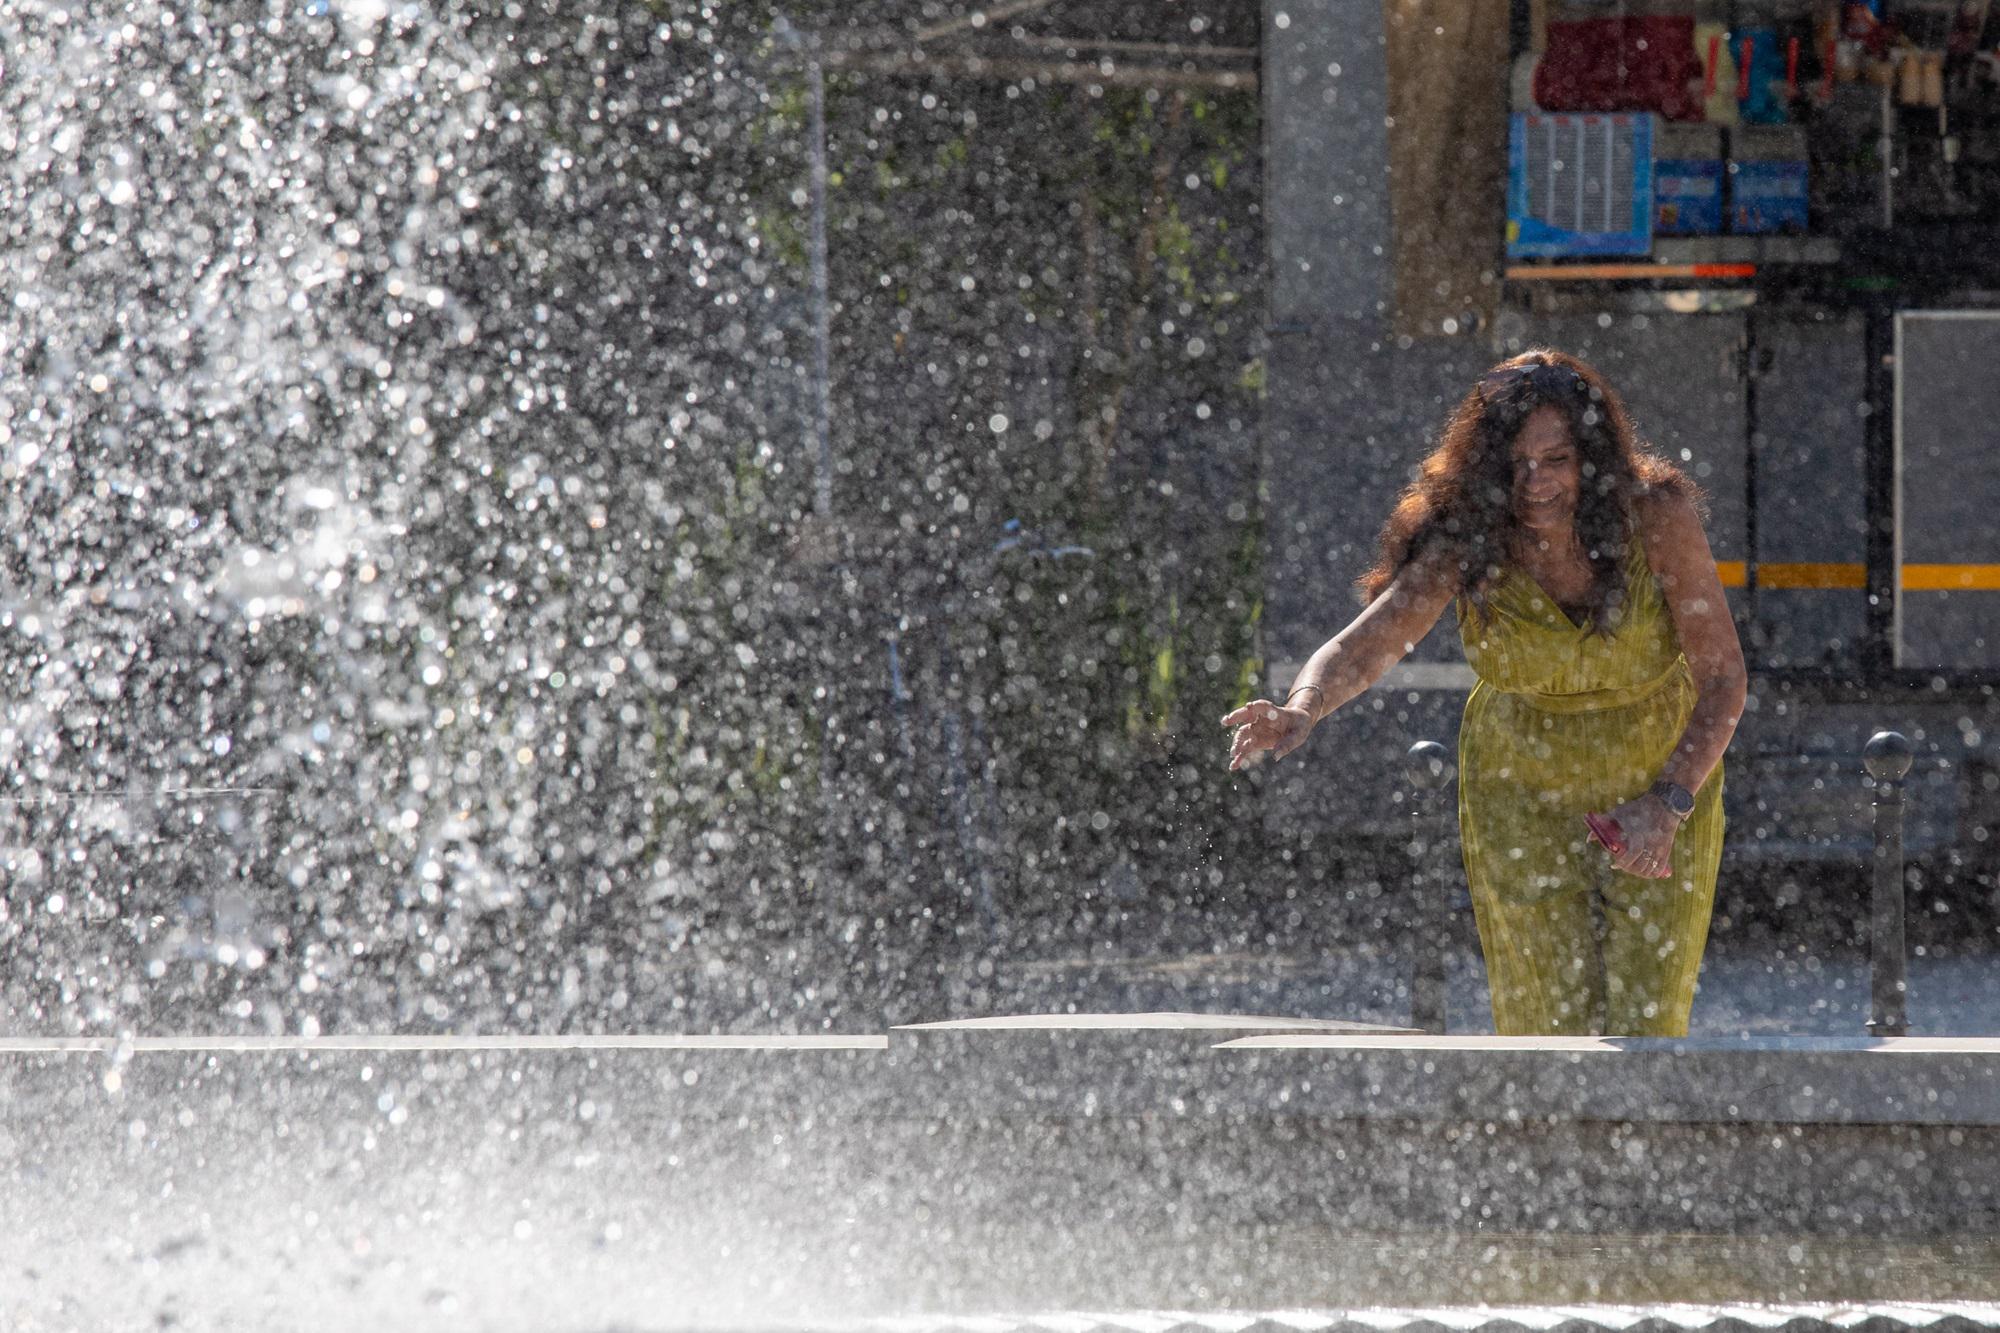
[1223,547,1459,770]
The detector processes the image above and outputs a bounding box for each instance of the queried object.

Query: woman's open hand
[1596,794,1678,879]
[1221,698,1315,771]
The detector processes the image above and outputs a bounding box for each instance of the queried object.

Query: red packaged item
[1583,811,1626,856]
[1586,812,1673,878]
[1535,15,1705,121]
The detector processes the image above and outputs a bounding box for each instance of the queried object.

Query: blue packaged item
[1655,159,1724,235]
[1731,159,1809,233]
[1731,27,1790,125]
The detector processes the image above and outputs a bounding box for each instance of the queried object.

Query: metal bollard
[1863,730,1914,1037]
[1404,740,1456,1034]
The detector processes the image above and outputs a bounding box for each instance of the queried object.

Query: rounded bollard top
[1863,730,1914,782]
[1404,739,1455,790]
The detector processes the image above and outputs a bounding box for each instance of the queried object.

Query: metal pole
[1404,740,1456,1034]
[774,15,846,908]
[1742,308,1760,627]
[769,13,834,516]
[1879,81,1896,231]
[1863,730,1913,1037]
[808,53,833,519]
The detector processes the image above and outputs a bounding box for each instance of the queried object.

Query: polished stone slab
[901,1012,1415,1033]
[0,1033,887,1053]
[881,1019,2000,1127]
[888,1011,1420,1116]
[10,1025,2000,1126]
[1214,1035,2000,1126]
[12,1025,2000,1127]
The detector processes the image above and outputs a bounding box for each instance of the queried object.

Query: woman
[1223,351,1745,1037]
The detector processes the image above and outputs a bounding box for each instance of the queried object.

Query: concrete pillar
[1258,2,1471,856]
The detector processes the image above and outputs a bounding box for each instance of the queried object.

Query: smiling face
[1510,404,1581,536]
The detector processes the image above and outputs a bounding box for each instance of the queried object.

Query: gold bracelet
[1284,684,1324,711]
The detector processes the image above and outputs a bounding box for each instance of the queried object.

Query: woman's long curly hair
[1358,349,1701,634]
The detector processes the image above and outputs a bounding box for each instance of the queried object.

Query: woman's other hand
[1221,699,1315,771]
[1597,794,1678,879]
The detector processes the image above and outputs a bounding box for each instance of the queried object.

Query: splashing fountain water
[3,2,818,1035]
[0,0,1279,1041]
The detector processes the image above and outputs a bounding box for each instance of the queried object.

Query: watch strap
[1648,780,1695,821]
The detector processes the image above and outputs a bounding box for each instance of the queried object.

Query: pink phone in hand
[1583,811,1626,856]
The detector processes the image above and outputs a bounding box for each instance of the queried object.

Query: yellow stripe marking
[1712,562,2000,591]
[1756,562,1869,590]
[1902,564,2000,591]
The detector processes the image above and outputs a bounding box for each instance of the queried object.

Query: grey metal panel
[1895,310,2000,670]
[1901,593,1999,670]
[1756,312,1868,562]
[1727,697,1975,864]
[1897,312,2000,563]
[1530,316,1756,651]
[1753,588,1869,672]
[1753,312,1869,670]
[1507,313,1749,562]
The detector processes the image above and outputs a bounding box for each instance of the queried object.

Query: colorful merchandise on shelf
[1507,113,1656,258]
[1536,15,1704,121]
[1731,126,1811,234]
[1655,124,1726,235]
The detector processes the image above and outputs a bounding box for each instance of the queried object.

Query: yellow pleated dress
[1456,534,1725,1037]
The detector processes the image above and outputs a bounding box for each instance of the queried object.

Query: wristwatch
[1648,780,1695,823]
